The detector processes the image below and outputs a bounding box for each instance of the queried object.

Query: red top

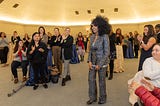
[135,86,160,106]
[77,40,84,49]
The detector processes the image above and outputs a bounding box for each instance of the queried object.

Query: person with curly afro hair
[87,15,111,105]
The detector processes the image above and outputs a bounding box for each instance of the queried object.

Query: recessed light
[13,4,19,8]
[100,9,104,13]
[87,10,91,14]
[75,11,79,15]
[114,8,118,12]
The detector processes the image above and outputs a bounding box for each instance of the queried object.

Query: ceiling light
[75,11,79,15]
[13,4,19,8]
[100,9,104,13]
[87,10,91,14]
[114,8,118,12]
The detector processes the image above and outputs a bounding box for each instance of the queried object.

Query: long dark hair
[13,40,25,53]
[0,32,6,38]
[116,28,122,35]
[143,24,155,37]
[91,15,111,36]
[38,26,46,35]
[30,32,40,46]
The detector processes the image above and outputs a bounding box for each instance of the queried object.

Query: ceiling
[0,0,160,26]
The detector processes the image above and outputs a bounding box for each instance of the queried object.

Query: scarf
[18,48,24,61]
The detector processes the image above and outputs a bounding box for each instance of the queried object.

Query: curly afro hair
[91,15,111,36]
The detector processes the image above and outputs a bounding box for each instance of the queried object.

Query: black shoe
[33,85,39,90]
[98,101,106,104]
[86,99,97,105]
[62,78,66,86]
[65,75,71,81]
[134,102,139,106]
[108,76,113,80]
[106,72,108,77]
[43,84,48,89]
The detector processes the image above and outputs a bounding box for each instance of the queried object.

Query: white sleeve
[143,58,160,80]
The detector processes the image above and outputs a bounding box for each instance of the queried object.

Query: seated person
[132,79,160,106]
[128,43,160,106]
[11,40,28,84]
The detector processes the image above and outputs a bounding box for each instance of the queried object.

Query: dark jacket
[49,35,62,47]
[157,32,160,43]
[27,41,48,64]
[60,35,73,60]
[11,36,21,44]
[109,33,116,52]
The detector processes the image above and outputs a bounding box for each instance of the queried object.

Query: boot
[66,75,71,81]
[106,72,108,77]
[108,74,113,80]
[62,78,66,86]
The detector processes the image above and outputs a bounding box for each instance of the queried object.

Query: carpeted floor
[0,57,139,106]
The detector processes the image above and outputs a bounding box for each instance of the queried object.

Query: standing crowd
[1,15,160,105]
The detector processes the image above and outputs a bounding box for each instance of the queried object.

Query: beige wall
[0,21,24,39]
[1,20,160,40]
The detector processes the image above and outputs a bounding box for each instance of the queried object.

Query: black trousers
[0,48,3,63]
[11,60,29,78]
[109,60,114,76]
[122,45,127,58]
[134,45,139,58]
[0,46,9,63]
[31,63,46,84]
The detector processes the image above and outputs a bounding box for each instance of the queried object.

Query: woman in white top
[128,43,160,106]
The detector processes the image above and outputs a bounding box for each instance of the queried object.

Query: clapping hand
[141,79,154,91]
[31,45,35,51]
[38,48,44,52]
[130,81,141,91]
[95,65,100,71]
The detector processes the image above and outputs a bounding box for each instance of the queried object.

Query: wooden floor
[0,57,139,106]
